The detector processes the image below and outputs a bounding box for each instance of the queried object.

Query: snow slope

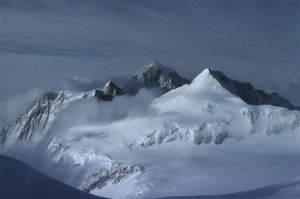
[159,177,300,199]
[0,154,104,199]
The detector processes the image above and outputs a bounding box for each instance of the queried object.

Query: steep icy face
[0,91,95,148]
[122,62,191,95]
[208,69,296,109]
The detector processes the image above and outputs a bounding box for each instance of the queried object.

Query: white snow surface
[1,69,300,198]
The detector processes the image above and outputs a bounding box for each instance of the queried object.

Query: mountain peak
[122,62,190,95]
[102,81,117,90]
[193,68,296,110]
[95,81,125,101]
[192,68,218,87]
[145,61,175,73]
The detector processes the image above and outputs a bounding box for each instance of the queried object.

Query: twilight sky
[0,0,300,124]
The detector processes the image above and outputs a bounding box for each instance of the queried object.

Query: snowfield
[1,65,300,198]
[159,177,300,199]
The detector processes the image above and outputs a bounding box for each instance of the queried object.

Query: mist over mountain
[265,76,300,106]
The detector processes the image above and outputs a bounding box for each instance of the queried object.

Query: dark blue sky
[0,0,299,100]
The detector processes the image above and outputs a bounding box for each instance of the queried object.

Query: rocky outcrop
[94,81,125,101]
[122,62,191,95]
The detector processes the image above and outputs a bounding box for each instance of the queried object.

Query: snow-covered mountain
[1,63,300,198]
[0,62,190,148]
[124,69,300,149]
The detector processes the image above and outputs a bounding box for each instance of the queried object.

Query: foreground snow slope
[0,154,104,199]
[1,66,300,198]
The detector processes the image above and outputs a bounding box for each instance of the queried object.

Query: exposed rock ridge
[208,69,297,110]
[122,62,191,95]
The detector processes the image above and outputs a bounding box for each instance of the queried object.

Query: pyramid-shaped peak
[193,68,240,88]
[202,68,211,74]
[104,80,116,87]
[200,68,212,76]
[102,81,125,96]
[192,68,214,82]
[192,68,296,110]
[193,68,230,80]
[122,62,191,95]
[192,68,259,93]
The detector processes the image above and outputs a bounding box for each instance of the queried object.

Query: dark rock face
[122,62,191,95]
[43,92,59,101]
[209,70,297,110]
[94,81,125,101]
[0,128,7,146]
[83,165,144,193]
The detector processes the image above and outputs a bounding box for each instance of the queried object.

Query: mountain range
[0,62,300,199]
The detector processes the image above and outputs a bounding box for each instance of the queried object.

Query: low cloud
[2,88,43,123]
[0,74,127,128]
[265,76,300,106]
[51,88,162,152]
